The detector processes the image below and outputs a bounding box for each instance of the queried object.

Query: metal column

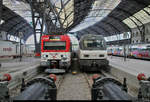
[29,0,46,54]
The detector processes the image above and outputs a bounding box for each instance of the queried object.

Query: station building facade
[131,23,150,44]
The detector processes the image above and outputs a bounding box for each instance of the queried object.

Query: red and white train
[40,34,72,73]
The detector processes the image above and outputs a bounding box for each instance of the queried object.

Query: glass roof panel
[144,6,150,13]
[123,18,136,28]
[54,0,74,28]
[123,5,150,28]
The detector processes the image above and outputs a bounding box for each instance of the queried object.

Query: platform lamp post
[19,32,23,62]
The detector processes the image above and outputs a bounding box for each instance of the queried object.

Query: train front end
[79,34,109,71]
[40,35,71,73]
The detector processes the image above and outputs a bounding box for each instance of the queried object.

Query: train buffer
[0,73,57,101]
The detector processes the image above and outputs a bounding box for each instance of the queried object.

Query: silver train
[0,40,35,59]
[78,34,109,71]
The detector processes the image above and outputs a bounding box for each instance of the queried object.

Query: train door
[147,45,150,58]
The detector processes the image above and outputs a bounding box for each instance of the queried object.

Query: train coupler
[137,73,150,100]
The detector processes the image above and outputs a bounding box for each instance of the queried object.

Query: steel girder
[28,0,72,53]
[28,0,94,53]
[115,8,146,43]
[67,0,94,31]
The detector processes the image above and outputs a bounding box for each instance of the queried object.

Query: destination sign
[49,36,61,40]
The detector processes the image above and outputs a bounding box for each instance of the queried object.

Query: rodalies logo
[50,53,58,59]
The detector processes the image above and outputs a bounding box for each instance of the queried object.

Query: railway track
[9,67,122,100]
[55,74,66,91]
[83,72,106,89]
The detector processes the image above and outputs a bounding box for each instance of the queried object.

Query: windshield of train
[83,39,106,50]
[43,41,66,50]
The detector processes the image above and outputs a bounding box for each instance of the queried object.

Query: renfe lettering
[3,47,12,51]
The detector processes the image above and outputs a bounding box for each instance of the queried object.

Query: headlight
[84,54,89,57]
[99,54,104,57]
[62,55,67,60]
[43,54,48,58]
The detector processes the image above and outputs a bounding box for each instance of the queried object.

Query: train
[78,34,109,71]
[0,40,35,59]
[40,34,73,73]
[107,43,150,59]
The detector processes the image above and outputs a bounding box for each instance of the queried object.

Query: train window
[43,41,66,50]
[83,39,106,50]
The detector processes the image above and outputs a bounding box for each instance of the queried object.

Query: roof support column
[29,0,46,54]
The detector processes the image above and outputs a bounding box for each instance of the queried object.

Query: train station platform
[108,56,150,76]
[107,56,150,96]
[0,57,41,89]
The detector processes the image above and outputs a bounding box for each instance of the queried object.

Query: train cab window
[43,41,66,50]
[83,39,106,50]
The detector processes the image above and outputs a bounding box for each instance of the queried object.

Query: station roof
[1,5,33,41]
[1,0,150,42]
[77,0,150,37]
[1,0,94,41]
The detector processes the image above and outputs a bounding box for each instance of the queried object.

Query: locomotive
[40,34,72,73]
[78,34,109,71]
